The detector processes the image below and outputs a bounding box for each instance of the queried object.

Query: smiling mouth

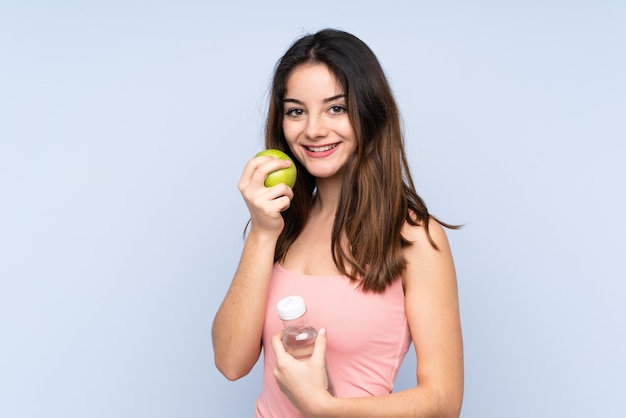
[305,144,338,152]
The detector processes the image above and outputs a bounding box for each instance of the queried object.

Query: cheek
[339,121,357,143]
[282,122,298,143]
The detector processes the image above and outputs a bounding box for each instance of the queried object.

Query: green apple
[255,149,297,188]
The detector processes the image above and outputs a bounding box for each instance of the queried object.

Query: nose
[304,114,329,140]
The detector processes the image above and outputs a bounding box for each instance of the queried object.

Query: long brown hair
[264,29,456,292]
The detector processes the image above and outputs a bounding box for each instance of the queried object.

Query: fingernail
[319,327,327,336]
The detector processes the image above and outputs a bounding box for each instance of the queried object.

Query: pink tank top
[255,263,412,418]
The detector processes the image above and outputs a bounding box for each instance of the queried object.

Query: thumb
[311,327,328,363]
[270,330,287,360]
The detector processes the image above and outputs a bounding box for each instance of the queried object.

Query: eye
[285,107,305,117]
[328,105,347,115]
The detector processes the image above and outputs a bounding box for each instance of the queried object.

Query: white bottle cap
[277,295,307,320]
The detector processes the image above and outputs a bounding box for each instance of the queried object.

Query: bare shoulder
[401,216,455,287]
[402,216,452,254]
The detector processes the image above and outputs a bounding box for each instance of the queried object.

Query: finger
[248,188,293,215]
[238,156,268,191]
[254,159,293,188]
[270,330,286,360]
[239,155,288,189]
[264,183,294,199]
[311,327,328,364]
[273,195,292,213]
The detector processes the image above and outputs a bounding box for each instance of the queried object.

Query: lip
[302,142,340,158]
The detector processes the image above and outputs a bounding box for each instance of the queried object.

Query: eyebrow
[283,94,347,105]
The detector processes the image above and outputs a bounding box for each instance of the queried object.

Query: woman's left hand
[271,327,335,415]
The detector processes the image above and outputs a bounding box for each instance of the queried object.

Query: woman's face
[282,63,357,181]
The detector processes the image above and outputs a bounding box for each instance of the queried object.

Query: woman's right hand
[238,154,295,238]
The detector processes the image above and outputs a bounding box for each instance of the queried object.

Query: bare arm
[212,155,294,380]
[271,219,464,417]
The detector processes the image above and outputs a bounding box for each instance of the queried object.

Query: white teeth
[307,144,338,152]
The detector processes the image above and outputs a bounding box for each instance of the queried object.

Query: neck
[313,176,342,217]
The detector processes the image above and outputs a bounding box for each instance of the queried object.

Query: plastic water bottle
[277,295,336,395]
[277,295,317,359]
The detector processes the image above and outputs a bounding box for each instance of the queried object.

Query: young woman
[212,29,464,417]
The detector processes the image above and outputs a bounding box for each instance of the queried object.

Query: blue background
[1,1,625,417]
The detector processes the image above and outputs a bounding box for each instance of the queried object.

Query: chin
[310,169,343,181]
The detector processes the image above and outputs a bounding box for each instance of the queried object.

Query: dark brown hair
[265,29,456,292]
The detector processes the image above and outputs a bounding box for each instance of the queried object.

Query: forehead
[284,63,344,99]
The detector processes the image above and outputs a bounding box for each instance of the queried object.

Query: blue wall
[1,1,624,417]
